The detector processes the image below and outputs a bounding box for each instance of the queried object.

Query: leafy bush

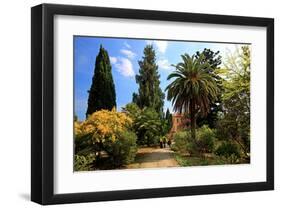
[172,125,216,156]
[104,131,137,167]
[171,131,191,154]
[215,142,240,158]
[133,107,162,146]
[84,108,133,142]
[196,125,216,153]
[216,112,250,156]
[123,104,169,146]
[74,154,95,171]
[122,103,141,120]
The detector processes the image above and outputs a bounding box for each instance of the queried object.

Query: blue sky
[74,36,246,120]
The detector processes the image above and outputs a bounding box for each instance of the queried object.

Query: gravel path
[126,147,179,169]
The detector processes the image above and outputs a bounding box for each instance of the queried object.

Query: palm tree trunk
[189,100,198,156]
[190,100,196,141]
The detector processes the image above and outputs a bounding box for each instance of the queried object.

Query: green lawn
[174,153,239,167]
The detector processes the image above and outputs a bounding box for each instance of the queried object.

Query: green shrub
[74,154,95,171]
[215,142,240,158]
[171,131,191,154]
[133,108,162,146]
[172,126,217,156]
[123,104,162,146]
[216,115,250,155]
[122,102,141,120]
[196,125,216,153]
[104,131,137,167]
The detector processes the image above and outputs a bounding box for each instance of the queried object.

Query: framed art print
[31,3,274,205]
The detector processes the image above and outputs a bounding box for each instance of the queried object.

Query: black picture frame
[31,3,274,205]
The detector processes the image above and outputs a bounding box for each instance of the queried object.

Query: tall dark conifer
[86,45,116,117]
[165,108,173,131]
[195,48,222,128]
[132,45,165,115]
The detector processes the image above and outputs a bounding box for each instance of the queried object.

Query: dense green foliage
[121,102,141,120]
[166,54,219,142]
[172,125,216,156]
[196,125,216,153]
[165,108,173,132]
[86,45,116,117]
[123,103,165,146]
[103,131,137,167]
[171,131,191,154]
[217,46,251,156]
[133,45,165,115]
[195,48,222,72]
[195,49,223,128]
[215,142,240,158]
[74,154,95,171]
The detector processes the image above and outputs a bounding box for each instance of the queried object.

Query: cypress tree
[165,108,173,131]
[133,45,165,115]
[86,45,116,117]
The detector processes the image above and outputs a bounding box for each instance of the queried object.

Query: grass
[174,153,230,167]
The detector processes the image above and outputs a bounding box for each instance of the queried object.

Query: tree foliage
[121,102,141,121]
[86,45,116,117]
[195,48,222,75]
[196,125,216,153]
[217,46,251,156]
[134,108,163,146]
[165,108,173,133]
[123,103,163,146]
[195,48,223,128]
[215,142,240,159]
[133,45,165,115]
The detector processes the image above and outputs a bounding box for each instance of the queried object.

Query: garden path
[126,147,179,169]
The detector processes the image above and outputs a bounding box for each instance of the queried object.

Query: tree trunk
[190,100,196,142]
[190,100,198,156]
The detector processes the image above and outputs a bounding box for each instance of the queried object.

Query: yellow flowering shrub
[75,108,133,143]
[74,108,137,169]
[74,121,83,136]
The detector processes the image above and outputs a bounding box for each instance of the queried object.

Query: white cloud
[155,41,168,53]
[113,57,135,77]
[120,49,136,59]
[145,40,168,54]
[124,42,131,49]
[110,56,117,64]
[157,59,172,70]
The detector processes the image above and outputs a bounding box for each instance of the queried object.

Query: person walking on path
[163,136,167,148]
[159,137,163,148]
[167,138,171,147]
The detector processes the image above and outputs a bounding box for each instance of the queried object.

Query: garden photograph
[74,36,251,171]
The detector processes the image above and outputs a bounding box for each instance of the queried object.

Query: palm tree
[165,54,219,142]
